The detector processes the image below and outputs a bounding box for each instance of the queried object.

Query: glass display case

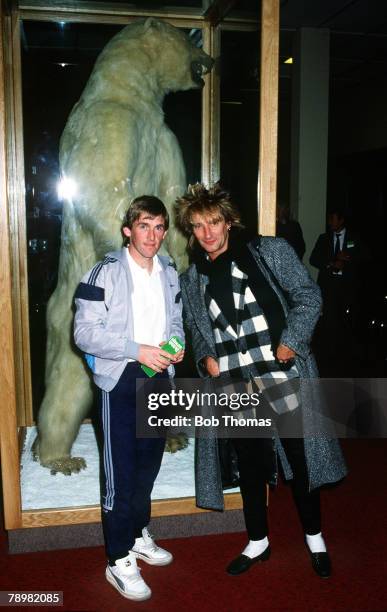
[0,0,280,531]
[22,19,203,418]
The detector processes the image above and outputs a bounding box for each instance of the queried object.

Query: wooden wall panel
[21,494,243,528]
[0,1,23,530]
[257,0,279,236]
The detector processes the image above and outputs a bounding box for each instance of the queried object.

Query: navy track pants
[98,362,166,563]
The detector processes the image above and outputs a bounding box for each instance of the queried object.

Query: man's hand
[335,251,351,269]
[159,342,185,364]
[138,344,175,372]
[337,250,350,262]
[276,344,296,364]
[330,251,350,271]
[173,349,185,363]
[332,258,345,271]
[203,355,220,377]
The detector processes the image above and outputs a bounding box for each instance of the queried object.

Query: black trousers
[232,410,321,540]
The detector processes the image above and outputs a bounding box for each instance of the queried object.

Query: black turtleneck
[194,232,287,352]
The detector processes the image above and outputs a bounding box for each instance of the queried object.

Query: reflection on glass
[220,29,260,231]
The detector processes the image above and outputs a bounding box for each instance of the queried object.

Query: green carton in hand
[141,336,184,377]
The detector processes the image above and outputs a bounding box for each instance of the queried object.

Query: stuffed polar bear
[33,18,213,474]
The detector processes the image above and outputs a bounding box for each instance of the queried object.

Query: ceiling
[20,0,387,90]
[279,0,387,34]
[20,0,387,33]
[278,0,387,89]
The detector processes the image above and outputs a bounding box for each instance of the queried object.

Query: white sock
[242,536,269,559]
[305,532,327,553]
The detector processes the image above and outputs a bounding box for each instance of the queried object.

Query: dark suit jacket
[310,228,370,297]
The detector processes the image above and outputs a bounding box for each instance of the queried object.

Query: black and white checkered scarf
[205,261,300,415]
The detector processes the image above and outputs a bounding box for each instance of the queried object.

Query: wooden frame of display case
[0,0,279,530]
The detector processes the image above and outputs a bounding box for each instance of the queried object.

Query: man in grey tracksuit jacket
[74,196,184,601]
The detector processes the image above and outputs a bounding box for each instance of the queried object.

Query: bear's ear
[143,17,159,32]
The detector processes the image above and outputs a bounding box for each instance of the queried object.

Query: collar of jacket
[105,247,176,329]
[106,247,173,271]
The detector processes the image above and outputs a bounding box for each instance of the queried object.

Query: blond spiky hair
[175,183,243,249]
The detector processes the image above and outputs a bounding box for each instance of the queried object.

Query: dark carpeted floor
[1,439,386,611]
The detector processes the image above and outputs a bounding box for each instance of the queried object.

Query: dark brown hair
[122,195,169,245]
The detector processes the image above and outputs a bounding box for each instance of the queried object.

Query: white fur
[35,19,212,471]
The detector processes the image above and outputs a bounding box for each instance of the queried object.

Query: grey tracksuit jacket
[74,248,184,391]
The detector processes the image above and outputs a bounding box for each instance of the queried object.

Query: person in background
[310,207,370,375]
[276,202,306,260]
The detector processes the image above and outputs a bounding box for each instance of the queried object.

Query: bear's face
[95,18,214,98]
[143,20,214,93]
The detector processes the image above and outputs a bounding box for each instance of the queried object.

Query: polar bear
[33,18,213,474]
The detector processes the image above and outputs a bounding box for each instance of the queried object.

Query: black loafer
[309,551,331,578]
[226,545,271,575]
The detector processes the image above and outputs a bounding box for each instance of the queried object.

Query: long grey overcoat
[180,236,347,511]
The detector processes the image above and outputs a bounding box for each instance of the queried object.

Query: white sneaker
[132,527,173,566]
[105,551,151,601]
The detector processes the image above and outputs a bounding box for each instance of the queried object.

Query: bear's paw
[165,432,189,453]
[42,456,87,476]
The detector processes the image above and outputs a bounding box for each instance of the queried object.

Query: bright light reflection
[57,177,77,201]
